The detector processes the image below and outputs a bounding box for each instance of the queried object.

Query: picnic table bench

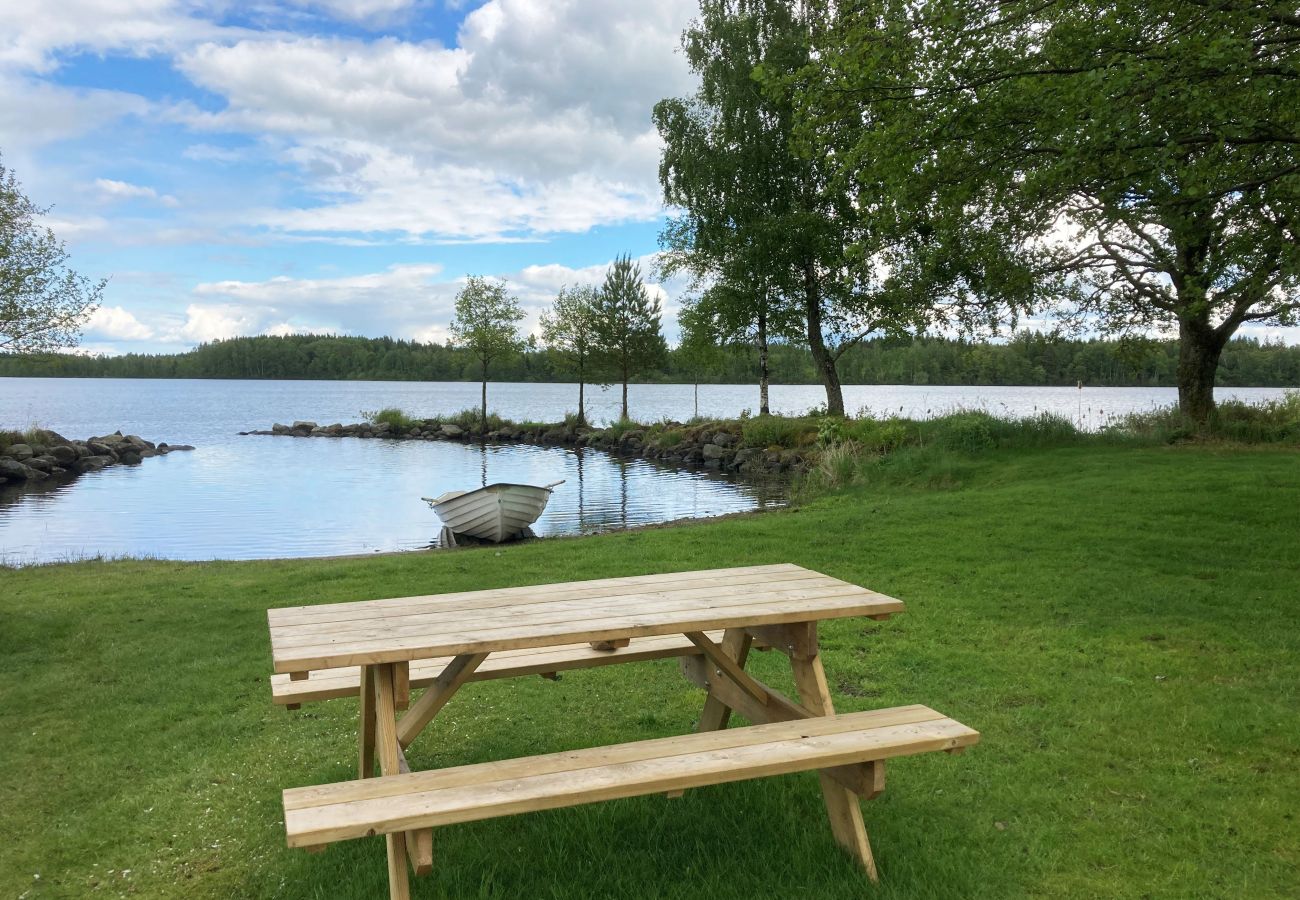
[267,563,978,898]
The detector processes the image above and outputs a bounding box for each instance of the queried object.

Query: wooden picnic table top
[267,563,904,675]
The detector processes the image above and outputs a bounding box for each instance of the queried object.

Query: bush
[362,407,419,429]
[1112,392,1300,444]
[741,415,817,449]
[928,412,997,452]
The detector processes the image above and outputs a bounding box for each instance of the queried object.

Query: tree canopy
[795,0,1300,423]
[592,255,667,420]
[539,285,600,424]
[1,154,104,354]
[449,276,525,429]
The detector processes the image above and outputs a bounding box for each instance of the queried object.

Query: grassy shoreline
[2,443,1298,898]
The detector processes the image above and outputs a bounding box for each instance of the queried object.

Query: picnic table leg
[790,647,879,882]
[697,628,754,733]
[374,663,412,900]
[359,664,377,779]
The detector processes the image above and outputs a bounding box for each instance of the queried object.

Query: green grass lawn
[2,444,1298,899]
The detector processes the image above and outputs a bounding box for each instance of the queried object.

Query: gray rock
[75,455,113,473]
[90,432,127,447]
[166,444,195,452]
[733,448,760,468]
[4,443,33,461]
[440,423,464,437]
[713,432,736,447]
[701,443,729,460]
[49,445,78,464]
[124,434,154,450]
[25,455,54,472]
[0,458,34,480]
[87,441,117,457]
[118,449,143,465]
[292,421,318,431]
[272,423,291,434]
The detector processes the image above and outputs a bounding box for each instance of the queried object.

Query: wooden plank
[393,746,433,877]
[273,591,903,674]
[283,711,978,846]
[285,705,950,811]
[743,621,818,659]
[358,664,376,780]
[268,564,811,626]
[393,662,409,711]
[395,652,489,749]
[271,580,877,650]
[272,632,726,705]
[697,629,753,733]
[372,664,410,899]
[791,652,878,881]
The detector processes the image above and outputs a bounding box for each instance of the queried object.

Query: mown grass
[2,445,1298,898]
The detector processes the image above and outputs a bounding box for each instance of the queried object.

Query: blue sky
[0,0,700,354]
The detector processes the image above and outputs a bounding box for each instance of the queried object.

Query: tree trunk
[480,357,488,433]
[577,355,586,426]
[1177,317,1226,427]
[621,374,629,422]
[802,261,844,416]
[757,308,770,416]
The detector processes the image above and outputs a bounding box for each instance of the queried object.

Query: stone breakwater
[0,430,194,489]
[243,420,807,477]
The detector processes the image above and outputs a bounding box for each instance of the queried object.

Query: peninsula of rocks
[242,418,806,477]
[0,430,194,489]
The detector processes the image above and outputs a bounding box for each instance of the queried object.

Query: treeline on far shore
[2,332,1298,387]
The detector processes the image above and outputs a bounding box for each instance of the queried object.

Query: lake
[0,378,1289,564]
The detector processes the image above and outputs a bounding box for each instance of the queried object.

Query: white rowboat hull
[422,481,562,543]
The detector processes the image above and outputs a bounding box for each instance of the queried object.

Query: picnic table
[267,563,978,898]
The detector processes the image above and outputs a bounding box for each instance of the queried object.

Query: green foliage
[450,275,525,428]
[449,276,525,368]
[1114,390,1300,445]
[3,331,1298,389]
[795,0,1300,423]
[1,153,104,354]
[741,415,817,449]
[592,255,667,419]
[540,285,600,423]
[361,407,419,430]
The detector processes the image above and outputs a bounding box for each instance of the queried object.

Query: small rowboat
[422,480,564,543]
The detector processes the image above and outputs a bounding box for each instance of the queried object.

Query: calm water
[0,378,1289,564]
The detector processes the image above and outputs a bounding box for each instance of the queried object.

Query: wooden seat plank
[272,632,725,705]
[284,706,977,846]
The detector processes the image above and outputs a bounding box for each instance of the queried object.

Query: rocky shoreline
[0,430,194,489]
[242,419,808,477]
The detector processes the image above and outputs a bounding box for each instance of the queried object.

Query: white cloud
[87,305,155,341]
[0,0,248,73]
[286,0,417,25]
[0,76,148,153]
[169,254,685,347]
[95,178,180,207]
[167,0,696,240]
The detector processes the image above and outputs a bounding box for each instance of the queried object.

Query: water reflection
[0,438,785,565]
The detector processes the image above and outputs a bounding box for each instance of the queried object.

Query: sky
[0,0,701,355]
[2,0,1295,357]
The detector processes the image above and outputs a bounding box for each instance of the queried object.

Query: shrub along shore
[245,392,1300,484]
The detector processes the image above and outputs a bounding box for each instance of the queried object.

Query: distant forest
[1,332,1298,387]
